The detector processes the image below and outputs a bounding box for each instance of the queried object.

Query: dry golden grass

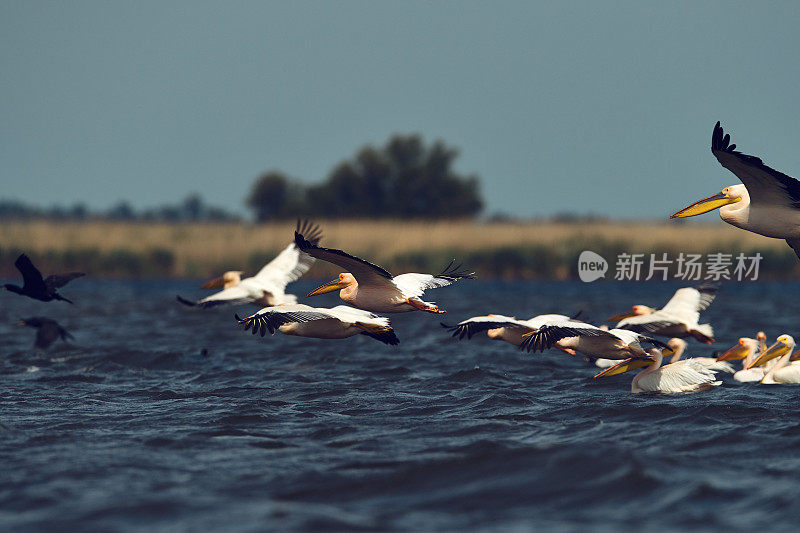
[0,219,791,278]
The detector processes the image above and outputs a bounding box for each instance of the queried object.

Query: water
[2,279,800,531]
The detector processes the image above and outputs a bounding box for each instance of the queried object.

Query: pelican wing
[639,360,719,393]
[441,315,530,340]
[712,121,800,208]
[44,272,85,290]
[236,304,336,336]
[254,220,322,288]
[616,317,683,335]
[393,261,475,298]
[520,324,607,353]
[662,285,717,315]
[191,285,258,308]
[294,231,394,286]
[14,254,46,293]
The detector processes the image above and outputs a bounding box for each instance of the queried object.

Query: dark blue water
[2,280,800,531]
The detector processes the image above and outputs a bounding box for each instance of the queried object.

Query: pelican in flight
[716,333,768,382]
[18,317,74,349]
[441,313,579,354]
[177,220,322,308]
[746,334,800,384]
[671,121,800,258]
[295,231,473,314]
[594,348,722,394]
[663,338,734,373]
[519,320,666,361]
[607,285,717,343]
[235,304,399,345]
[2,254,84,304]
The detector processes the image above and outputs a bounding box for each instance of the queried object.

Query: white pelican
[176,220,323,308]
[716,335,767,382]
[671,121,800,258]
[295,231,473,314]
[519,320,666,361]
[607,285,717,343]
[663,338,734,373]
[236,304,399,345]
[747,334,800,384]
[442,313,578,354]
[594,348,722,394]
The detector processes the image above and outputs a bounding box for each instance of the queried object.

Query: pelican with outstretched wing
[671,121,800,257]
[608,285,717,343]
[176,220,322,308]
[295,231,473,314]
[441,313,580,354]
[594,349,722,394]
[235,304,399,345]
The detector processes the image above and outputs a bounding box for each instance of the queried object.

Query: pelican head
[307,273,356,297]
[606,305,653,322]
[717,337,757,362]
[670,184,746,219]
[202,270,245,289]
[748,334,795,369]
[662,338,687,361]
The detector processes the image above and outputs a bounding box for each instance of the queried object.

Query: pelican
[2,254,84,304]
[747,334,800,384]
[594,348,722,394]
[671,121,800,258]
[717,335,768,382]
[519,320,666,361]
[18,317,74,349]
[607,285,717,343]
[235,304,399,345]
[441,313,578,354]
[176,220,322,308]
[295,231,473,314]
[663,338,734,373]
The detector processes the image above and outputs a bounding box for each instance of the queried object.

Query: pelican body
[236,304,399,345]
[296,231,473,314]
[671,122,800,258]
[595,349,722,394]
[747,335,800,384]
[664,338,733,373]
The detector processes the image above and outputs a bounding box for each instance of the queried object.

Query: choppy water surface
[2,280,800,531]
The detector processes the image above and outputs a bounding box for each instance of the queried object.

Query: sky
[2,1,799,219]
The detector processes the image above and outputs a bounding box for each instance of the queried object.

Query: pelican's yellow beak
[670,191,740,219]
[661,347,675,359]
[748,340,791,369]
[593,357,651,379]
[307,279,350,297]
[717,343,749,362]
[606,311,637,322]
[201,276,225,289]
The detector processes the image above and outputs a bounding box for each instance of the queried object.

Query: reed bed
[0,219,797,279]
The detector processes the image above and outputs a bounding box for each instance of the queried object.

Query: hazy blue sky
[2,1,798,218]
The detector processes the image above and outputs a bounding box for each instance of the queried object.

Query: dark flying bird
[18,316,74,349]
[671,121,800,258]
[2,254,84,304]
[295,230,474,314]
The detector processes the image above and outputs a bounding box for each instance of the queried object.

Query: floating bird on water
[607,285,717,343]
[717,334,769,382]
[519,319,666,361]
[662,338,734,373]
[2,254,84,304]
[236,304,399,345]
[18,317,74,349]
[177,220,322,308]
[746,334,800,384]
[671,121,800,258]
[594,348,722,394]
[295,231,473,314]
[441,313,579,354]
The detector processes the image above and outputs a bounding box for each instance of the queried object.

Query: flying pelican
[746,334,800,384]
[2,254,84,304]
[607,285,717,343]
[176,220,322,308]
[441,313,578,354]
[663,338,734,373]
[594,348,722,394]
[671,121,800,258]
[18,317,74,349]
[295,231,473,314]
[235,304,399,345]
[519,320,666,361]
[716,334,768,382]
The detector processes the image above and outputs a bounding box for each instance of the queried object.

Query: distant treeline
[0,194,240,222]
